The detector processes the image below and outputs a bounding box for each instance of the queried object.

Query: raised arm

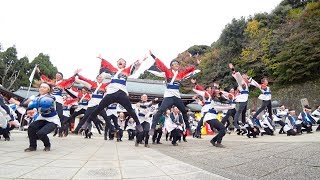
[149,50,169,73]
[99,55,118,74]
[58,75,76,89]
[76,74,94,89]
[65,87,79,98]
[37,67,55,85]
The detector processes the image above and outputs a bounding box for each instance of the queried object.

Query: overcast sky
[0,0,282,79]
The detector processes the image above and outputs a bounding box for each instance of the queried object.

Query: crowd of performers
[0,51,320,151]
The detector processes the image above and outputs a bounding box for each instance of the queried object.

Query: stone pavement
[0,131,227,180]
[153,131,320,180]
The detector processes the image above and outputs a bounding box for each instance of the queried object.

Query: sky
[0,0,282,79]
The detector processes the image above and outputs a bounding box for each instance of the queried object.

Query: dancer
[251,77,273,120]
[37,68,76,135]
[64,87,91,129]
[311,105,320,131]
[73,73,110,135]
[104,103,119,140]
[284,109,298,136]
[228,63,252,135]
[84,55,147,133]
[194,85,234,147]
[135,94,157,147]
[24,82,61,152]
[149,50,199,135]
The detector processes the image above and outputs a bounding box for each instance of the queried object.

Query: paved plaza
[0,130,319,180]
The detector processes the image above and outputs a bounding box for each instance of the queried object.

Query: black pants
[0,125,14,138]
[104,115,118,138]
[261,127,274,135]
[206,119,226,144]
[66,109,86,124]
[53,102,64,136]
[136,122,150,144]
[152,128,163,143]
[246,126,259,137]
[127,129,136,140]
[75,106,108,134]
[166,132,171,141]
[296,124,302,134]
[108,124,115,139]
[151,96,189,130]
[276,121,286,133]
[302,123,312,133]
[234,102,247,129]
[170,128,180,144]
[195,112,207,135]
[253,100,272,120]
[117,129,123,140]
[28,120,57,148]
[221,108,236,126]
[87,91,140,128]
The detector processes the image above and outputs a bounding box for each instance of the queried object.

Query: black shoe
[5,137,10,141]
[117,139,120,142]
[246,134,251,138]
[53,133,57,137]
[236,130,241,135]
[24,147,37,152]
[215,143,225,148]
[157,142,162,144]
[210,140,216,146]
[104,136,108,140]
[88,132,92,138]
[183,139,187,142]
[43,147,51,151]
[172,143,178,146]
[241,130,247,135]
[145,144,150,148]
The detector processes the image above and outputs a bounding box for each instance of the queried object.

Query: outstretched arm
[149,50,169,73]
[37,67,55,85]
[76,75,94,89]
[98,54,118,74]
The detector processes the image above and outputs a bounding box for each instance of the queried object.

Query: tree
[0,46,22,90]
[30,53,58,81]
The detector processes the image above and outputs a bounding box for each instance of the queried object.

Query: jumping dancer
[73,73,110,135]
[83,54,147,133]
[149,50,199,135]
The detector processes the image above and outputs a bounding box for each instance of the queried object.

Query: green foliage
[187,45,210,56]
[31,53,58,80]
[188,0,320,90]
[0,46,59,91]
[138,70,163,80]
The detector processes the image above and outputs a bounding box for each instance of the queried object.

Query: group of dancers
[0,50,320,151]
